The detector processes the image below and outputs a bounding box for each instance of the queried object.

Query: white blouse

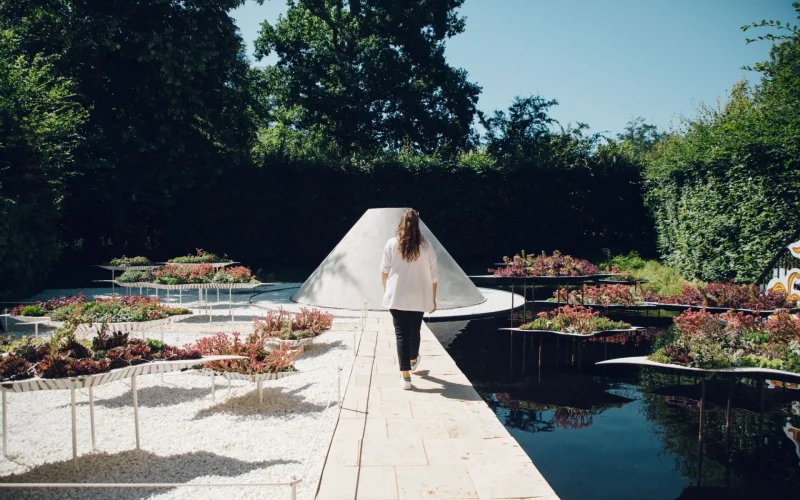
[380,237,438,312]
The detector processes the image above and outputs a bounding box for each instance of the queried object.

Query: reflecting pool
[428,315,800,500]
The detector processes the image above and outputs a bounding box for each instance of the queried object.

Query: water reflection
[429,315,800,500]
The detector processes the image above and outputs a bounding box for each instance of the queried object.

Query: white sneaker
[411,355,422,373]
[400,376,412,390]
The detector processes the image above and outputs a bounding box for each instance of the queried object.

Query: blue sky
[232,0,798,136]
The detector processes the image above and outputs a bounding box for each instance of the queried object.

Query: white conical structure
[292,208,486,310]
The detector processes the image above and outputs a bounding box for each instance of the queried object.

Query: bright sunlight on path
[317,313,558,500]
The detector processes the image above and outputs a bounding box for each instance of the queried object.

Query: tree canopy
[254,0,481,154]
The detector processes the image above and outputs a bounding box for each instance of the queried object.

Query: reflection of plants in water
[638,369,800,489]
[486,394,617,431]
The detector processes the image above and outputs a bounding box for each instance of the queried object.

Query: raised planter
[596,355,800,379]
[500,326,647,339]
[0,355,245,465]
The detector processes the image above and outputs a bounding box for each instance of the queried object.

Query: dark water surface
[427,315,800,500]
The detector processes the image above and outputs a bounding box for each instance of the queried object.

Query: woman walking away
[380,209,438,390]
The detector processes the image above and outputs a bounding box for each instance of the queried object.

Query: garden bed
[597,356,800,380]
[164,249,235,267]
[500,326,646,339]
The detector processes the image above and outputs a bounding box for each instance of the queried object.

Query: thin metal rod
[726,377,733,429]
[211,375,216,401]
[258,380,264,404]
[71,387,78,466]
[89,386,96,451]
[290,478,297,500]
[132,375,140,450]
[3,390,7,457]
[510,279,515,328]
[698,379,705,442]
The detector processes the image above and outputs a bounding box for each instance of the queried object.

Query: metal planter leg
[132,375,141,450]
[70,387,78,466]
[2,391,7,457]
[89,386,96,451]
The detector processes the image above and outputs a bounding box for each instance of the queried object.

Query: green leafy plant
[109,256,152,266]
[168,249,231,264]
[50,296,191,323]
[648,309,800,372]
[520,305,630,334]
[117,270,154,283]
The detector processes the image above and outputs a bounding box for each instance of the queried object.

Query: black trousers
[389,309,424,371]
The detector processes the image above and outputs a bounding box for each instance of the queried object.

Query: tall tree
[0,31,87,300]
[480,95,558,169]
[616,117,666,154]
[0,0,255,256]
[254,0,481,154]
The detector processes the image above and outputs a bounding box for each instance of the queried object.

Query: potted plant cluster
[117,264,259,286]
[549,282,794,312]
[167,249,232,265]
[252,307,334,347]
[490,250,601,277]
[648,309,800,373]
[646,283,793,311]
[0,322,201,383]
[194,331,300,380]
[10,294,89,319]
[48,296,191,324]
[550,284,642,307]
[520,305,631,335]
[108,256,153,266]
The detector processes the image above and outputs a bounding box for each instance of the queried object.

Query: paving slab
[316,312,558,500]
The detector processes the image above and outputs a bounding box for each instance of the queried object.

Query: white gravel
[0,287,362,500]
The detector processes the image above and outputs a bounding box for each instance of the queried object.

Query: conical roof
[292,208,486,310]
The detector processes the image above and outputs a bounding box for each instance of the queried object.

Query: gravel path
[0,288,362,500]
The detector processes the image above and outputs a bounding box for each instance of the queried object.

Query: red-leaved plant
[554,284,639,307]
[651,283,790,310]
[490,250,599,277]
[194,332,299,375]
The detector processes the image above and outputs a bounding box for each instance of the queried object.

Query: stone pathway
[317,313,558,500]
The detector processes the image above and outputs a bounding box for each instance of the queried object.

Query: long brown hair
[397,209,425,262]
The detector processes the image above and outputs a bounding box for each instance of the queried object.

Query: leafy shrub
[293,308,334,334]
[0,355,33,382]
[553,284,640,307]
[491,250,599,277]
[520,305,630,334]
[648,309,800,372]
[109,256,152,266]
[19,305,45,317]
[50,296,191,323]
[598,250,692,296]
[253,307,334,340]
[194,332,299,374]
[38,355,110,378]
[168,249,231,264]
[651,283,792,310]
[153,264,215,284]
[211,265,258,284]
[117,270,154,283]
[10,293,89,316]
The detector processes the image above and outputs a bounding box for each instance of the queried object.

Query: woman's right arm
[380,240,392,290]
